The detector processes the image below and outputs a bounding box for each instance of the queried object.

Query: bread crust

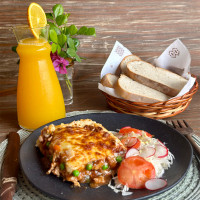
[114,76,169,103]
[100,73,118,88]
[128,72,177,96]
[115,54,141,75]
[126,61,187,96]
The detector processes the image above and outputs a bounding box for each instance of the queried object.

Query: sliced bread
[115,74,170,103]
[101,73,119,88]
[126,61,187,96]
[119,54,141,74]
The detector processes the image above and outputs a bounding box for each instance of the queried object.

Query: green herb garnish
[60,163,65,170]
[46,141,51,147]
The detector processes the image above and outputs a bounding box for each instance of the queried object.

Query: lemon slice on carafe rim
[27,2,47,39]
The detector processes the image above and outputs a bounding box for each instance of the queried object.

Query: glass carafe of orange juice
[13,25,66,131]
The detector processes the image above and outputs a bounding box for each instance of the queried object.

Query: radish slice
[158,140,166,147]
[155,144,168,158]
[145,178,167,190]
[140,147,156,158]
[125,148,139,158]
[127,137,138,148]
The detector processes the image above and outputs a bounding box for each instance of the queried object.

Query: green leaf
[59,51,67,58]
[57,34,67,47]
[40,27,47,38]
[77,26,88,35]
[51,43,57,53]
[56,14,68,26]
[12,46,17,53]
[72,38,80,47]
[86,28,96,36]
[68,25,78,35]
[77,26,96,36]
[49,29,58,43]
[67,37,75,49]
[57,44,61,54]
[66,13,70,18]
[67,48,76,57]
[53,4,64,18]
[64,27,70,35]
[46,13,54,20]
[48,22,60,35]
[75,54,81,62]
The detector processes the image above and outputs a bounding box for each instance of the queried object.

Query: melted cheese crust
[36,119,126,177]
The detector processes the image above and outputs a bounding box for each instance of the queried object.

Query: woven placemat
[0,110,200,200]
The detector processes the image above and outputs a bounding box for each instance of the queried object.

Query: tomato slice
[119,127,134,134]
[144,131,153,138]
[119,127,153,138]
[119,127,142,135]
[118,156,156,189]
[121,137,141,149]
[131,128,142,135]
[132,138,141,149]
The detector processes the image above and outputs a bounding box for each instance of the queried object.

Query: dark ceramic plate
[20,113,193,200]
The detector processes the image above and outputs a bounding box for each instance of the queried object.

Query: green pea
[86,164,93,171]
[102,164,109,170]
[116,156,122,163]
[72,170,80,177]
[60,163,65,170]
[46,141,50,147]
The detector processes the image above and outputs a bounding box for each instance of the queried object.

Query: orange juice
[17,37,66,130]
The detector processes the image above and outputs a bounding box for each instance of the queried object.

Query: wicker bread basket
[102,75,198,119]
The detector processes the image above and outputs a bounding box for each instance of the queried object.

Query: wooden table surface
[0,0,200,143]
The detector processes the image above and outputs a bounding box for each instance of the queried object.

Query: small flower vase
[57,65,74,105]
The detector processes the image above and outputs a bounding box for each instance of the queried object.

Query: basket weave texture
[102,76,198,119]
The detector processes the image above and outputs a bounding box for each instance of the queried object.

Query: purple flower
[50,52,69,74]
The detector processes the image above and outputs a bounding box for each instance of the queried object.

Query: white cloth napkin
[100,41,132,79]
[153,39,195,98]
[154,39,191,79]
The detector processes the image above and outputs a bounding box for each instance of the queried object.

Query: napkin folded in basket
[99,39,196,100]
[0,132,20,200]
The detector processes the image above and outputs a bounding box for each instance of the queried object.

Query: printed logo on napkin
[100,41,132,78]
